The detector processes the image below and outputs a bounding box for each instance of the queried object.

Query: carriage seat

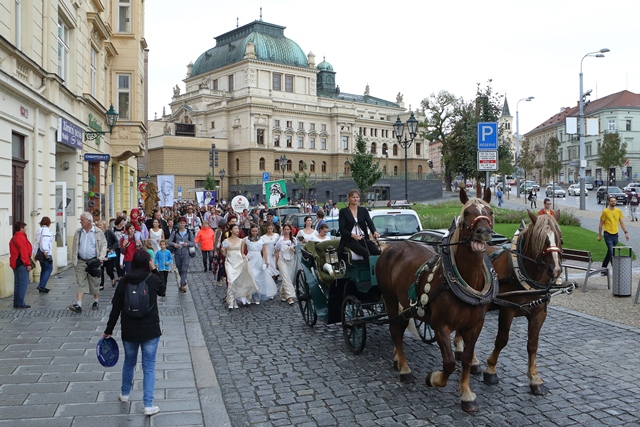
[303,240,344,285]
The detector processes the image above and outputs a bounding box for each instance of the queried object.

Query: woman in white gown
[149,218,165,253]
[310,223,332,242]
[245,224,277,302]
[260,222,279,281]
[222,224,258,309]
[296,216,318,243]
[275,223,297,305]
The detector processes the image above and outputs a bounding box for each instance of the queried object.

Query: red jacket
[10,232,32,269]
[195,227,215,251]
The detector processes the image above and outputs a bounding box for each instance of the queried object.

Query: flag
[624,159,630,167]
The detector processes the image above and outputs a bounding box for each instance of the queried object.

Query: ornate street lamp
[279,155,288,179]
[515,96,534,199]
[393,112,419,201]
[579,48,609,210]
[85,104,119,141]
[219,168,226,202]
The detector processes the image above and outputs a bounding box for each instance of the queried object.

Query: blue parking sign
[262,172,270,181]
[477,122,498,150]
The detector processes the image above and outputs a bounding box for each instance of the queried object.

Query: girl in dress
[260,222,279,281]
[149,218,165,254]
[275,223,297,305]
[245,224,278,302]
[296,216,318,243]
[310,223,333,242]
[222,224,258,309]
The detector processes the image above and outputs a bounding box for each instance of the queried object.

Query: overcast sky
[145,0,639,136]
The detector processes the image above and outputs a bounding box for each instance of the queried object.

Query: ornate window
[259,158,265,170]
[309,137,315,149]
[393,144,398,156]
[344,161,350,176]
[321,138,327,150]
[298,160,304,172]
[257,129,264,145]
[118,0,131,33]
[286,160,292,171]
[273,73,282,91]
[371,142,377,154]
[309,161,315,172]
[382,143,388,155]
[286,135,292,148]
[274,159,280,171]
[117,73,131,120]
[57,17,70,82]
[321,161,327,173]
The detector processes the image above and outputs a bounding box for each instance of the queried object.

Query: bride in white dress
[276,223,297,305]
[222,224,258,309]
[260,222,279,280]
[245,225,278,302]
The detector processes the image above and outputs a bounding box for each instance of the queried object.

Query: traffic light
[214,149,219,167]
[209,144,216,167]
[209,149,214,167]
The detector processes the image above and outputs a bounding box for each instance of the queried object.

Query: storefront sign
[84,153,111,162]
[56,118,83,150]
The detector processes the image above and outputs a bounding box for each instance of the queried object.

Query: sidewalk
[0,264,229,426]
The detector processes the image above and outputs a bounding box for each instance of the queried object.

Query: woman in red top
[195,221,215,272]
[120,222,141,274]
[9,221,33,308]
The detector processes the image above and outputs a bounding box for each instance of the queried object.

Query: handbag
[34,227,48,262]
[188,246,196,258]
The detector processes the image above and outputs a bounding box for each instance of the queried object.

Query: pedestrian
[10,221,33,308]
[329,202,339,218]
[148,218,166,254]
[260,221,279,282]
[538,198,555,216]
[103,249,166,416]
[145,209,170,240]
[68,212,107,314]
[597,196,630,275]
[195,221,215,272]
[129,208,149,241]
[168,217,195,292]
[154,240,172,286]
[222,224,258,309]
[213,218,228,286]
[296,216,318,243]
[310,223,333,242]
[275,223,297,305]
[112,217,127,284]
[241,208,251,237]
[120,222,141,275]
[33,216,54,293]
[259,211,280,235]
[315,208,326,231]
[528,189,537,209]
[496,187,503,207]
[245,223,277,302]
[628,190,639,221]
[96,221,117,290]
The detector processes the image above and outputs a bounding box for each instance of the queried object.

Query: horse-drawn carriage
[293,189,576,412]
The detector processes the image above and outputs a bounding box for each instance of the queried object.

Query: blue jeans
[121,337,160,407]
[38,259,53,289]
[13,265,29,306]
[602,231,618,268]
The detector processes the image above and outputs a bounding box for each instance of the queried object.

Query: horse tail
[399,302,420,339]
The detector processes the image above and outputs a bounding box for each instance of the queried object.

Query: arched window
[286,160,292,171]
[393,165,398,176]
[344,161,350,176]
[371,142,377,154]
[274,159,280,171]
[418,164,423,175]
[393,144,398,156]
[382,143,388,155]
[309,161,315,172]
[298,160,304,172]
[235,158,240,171]
[321,161,327,173]
[259,157,265,170]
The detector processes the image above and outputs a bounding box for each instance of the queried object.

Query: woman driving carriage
[338,189,380,262]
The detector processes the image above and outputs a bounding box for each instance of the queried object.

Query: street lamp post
[219,169,226,202]
[84,104,119,141]
[279,155,288,180]
[515,97,534,198]
[579,48,609,210]
[393,112,419,201]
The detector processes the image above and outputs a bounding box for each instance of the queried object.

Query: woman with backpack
[168,217,195,293]
[103,249,166,416]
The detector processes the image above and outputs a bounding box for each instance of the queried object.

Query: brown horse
[454,209,565,395]
[376,189,495,412]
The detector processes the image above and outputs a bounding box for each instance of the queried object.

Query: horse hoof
[461,400,479,413]
[530,384,548,396]
[454,351,462,361]
[400,373,415,383]
[483,372,499,385]
[470,364,482,375]
[393,360,399,371]
[425,373,433,387]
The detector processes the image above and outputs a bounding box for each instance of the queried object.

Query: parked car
[623,184,640,193]
[567,184,588,196]
[519,181,540,194]
[596,186,627,204]
[370,209,422,240]
[409,229,509,254]
[545,185,566,198]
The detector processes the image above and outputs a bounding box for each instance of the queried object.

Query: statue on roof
[173,85,180,96]
[396,92,403,103]
[364,84,370,96]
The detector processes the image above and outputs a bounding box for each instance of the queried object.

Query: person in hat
[168,217,195,292]
[259,211,280,236]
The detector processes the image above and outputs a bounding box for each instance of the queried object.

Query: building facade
[0,0,146,296]
[148,20,438,203]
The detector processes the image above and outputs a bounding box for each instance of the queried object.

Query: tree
[543,136,562,183]
[203,173,216,190]
[292,162,316,200]
[518,137,535,180]
[350,133,383,195]
[497,141,515,177]
[595,132,627,187]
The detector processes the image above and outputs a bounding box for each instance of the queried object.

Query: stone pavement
[0,264,229,426]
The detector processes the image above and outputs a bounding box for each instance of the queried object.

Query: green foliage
[497,142,514,176]
[595,132,627,178]
[349,133,382,194]
[203,173,216,190]
[292,161,316,198]
[518,137,535,179]
[543,136,562,182]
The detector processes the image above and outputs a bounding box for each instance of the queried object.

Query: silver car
[567,184,588,196]
[545,185,566,198]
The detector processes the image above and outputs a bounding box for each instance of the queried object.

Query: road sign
[477,122,498,150]
[262,172,271,181]
[177,186,182,197]
[478,151,498,171]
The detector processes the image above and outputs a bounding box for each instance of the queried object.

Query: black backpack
[124,274,153,318]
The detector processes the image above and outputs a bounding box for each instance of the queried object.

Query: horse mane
[451,197,491,259]
[521,214,561,256]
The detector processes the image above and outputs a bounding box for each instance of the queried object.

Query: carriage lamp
[323,245,341,276]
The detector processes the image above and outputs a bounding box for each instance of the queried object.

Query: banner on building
[157,175,175,207]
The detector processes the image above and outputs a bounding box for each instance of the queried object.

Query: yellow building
[0,0,146,296]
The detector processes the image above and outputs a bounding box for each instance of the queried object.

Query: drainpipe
[31,107,41,219]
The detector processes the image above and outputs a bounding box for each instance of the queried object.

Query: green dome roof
[191,21,308,76]
[317,57,333,71]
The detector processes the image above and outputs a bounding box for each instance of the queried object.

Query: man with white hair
[68,212,107,313]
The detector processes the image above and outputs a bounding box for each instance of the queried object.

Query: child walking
[154,240,173,286]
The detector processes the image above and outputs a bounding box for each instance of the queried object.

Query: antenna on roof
[236,17,239,28]
[260,7,262,21]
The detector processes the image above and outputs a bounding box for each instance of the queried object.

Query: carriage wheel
[413,318,436,344]
[341,295,367,354]
[295,270,317,327]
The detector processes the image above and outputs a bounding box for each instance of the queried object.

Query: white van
[369,209,422,240]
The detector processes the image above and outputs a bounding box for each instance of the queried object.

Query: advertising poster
[264,180,289,207]
[157,175,175,206]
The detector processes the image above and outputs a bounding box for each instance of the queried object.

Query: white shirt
[78,226,97,260]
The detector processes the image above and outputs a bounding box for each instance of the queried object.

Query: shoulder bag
[34,228,47,263]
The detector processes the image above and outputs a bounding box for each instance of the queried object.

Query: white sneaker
[118,394,129,402]
[144,406,160,416]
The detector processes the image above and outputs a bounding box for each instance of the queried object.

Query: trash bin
[612,247,633,297]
